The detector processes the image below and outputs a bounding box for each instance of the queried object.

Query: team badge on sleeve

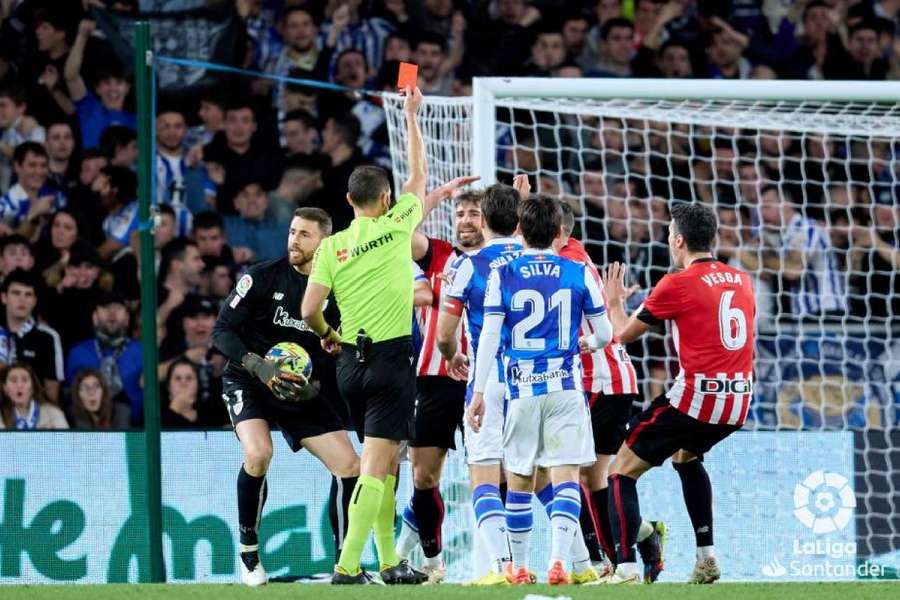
[236,274,253,297]
[230,274,254,308]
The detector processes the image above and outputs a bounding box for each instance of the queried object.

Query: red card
[397,62,418,90]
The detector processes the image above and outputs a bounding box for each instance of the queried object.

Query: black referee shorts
[336,337,416,442]
[221,368,345,452]
[624,394,741,467]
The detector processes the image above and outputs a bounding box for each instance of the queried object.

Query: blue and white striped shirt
[783,214,847,315]
[319,17,395,75]
[483,250,607,400]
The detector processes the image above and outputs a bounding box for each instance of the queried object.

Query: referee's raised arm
[401,86,426,201]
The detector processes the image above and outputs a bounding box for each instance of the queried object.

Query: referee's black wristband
[319,325,333,339]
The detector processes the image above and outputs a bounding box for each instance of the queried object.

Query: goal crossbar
[472,78,900,185]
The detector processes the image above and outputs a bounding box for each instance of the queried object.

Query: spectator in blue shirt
[64,20,135,150]
[222,180,292,263]
[66,291,143,427]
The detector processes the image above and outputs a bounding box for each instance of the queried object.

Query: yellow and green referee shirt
[310,192,423,343]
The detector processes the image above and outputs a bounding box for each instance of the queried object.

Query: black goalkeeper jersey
[212,256,341,395]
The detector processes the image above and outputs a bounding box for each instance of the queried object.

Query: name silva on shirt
[519,263,561,279]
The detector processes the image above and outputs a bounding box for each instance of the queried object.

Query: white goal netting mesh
[385,90,900,581]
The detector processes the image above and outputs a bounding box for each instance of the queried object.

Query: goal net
[385,79,900,581]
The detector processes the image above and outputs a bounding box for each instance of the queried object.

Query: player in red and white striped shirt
[395,183,483,582]
[553,202,663,583]
[602,202,755,585]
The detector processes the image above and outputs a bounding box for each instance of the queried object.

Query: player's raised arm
[602,261,651,344]
[400,86,426,201]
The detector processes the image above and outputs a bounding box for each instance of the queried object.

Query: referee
[302,86,427,585]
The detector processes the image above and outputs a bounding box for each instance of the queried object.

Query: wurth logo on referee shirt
[336,233,395,263]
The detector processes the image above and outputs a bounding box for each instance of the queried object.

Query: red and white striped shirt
[416,238,468,377]
[559,239,638,398]
[638,258,756,426]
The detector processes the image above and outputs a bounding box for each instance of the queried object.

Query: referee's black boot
[331,567,382,585]
[380,559,428,584]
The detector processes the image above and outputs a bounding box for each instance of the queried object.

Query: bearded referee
[302,87,427,585]
[212,207,360,587]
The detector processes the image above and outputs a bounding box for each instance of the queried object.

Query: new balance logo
[273,292,284,301]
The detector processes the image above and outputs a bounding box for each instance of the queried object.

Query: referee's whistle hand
[320,329,343,356]
[467,393,485,433]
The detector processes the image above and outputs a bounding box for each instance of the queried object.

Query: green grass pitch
[3,583,896,600]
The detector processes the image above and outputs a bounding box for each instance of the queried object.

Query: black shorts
[222,368,344,452]
[624,394,741,467]
[410,376,466,449]
[587,392,641,455]
[336,337,416,442]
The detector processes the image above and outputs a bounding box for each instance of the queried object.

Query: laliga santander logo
[793,470,856,534]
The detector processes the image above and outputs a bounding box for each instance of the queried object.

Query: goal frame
[471,77,900,185]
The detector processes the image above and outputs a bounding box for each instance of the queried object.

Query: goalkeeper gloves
[241,352,312,402]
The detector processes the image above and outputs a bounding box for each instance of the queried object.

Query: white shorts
[464,365,506,465]
[502,389,595,476]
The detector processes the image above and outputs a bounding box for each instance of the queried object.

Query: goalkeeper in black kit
[212,207,361,587]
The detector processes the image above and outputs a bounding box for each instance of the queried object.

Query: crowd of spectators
[0,0,898,430]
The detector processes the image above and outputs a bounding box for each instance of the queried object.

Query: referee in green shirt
[302,87,427,584]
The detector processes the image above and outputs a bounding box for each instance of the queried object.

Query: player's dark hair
[670,202,717,253]
[519,194,561,249]
[347,166,390,207]
[481,184,519,236]
[294,206,333,236]
[193,211,224,232]
[454,190,482,206]
[557,199,575,237]
[12,141,47,164]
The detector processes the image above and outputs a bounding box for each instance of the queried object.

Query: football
[265,342,312,380]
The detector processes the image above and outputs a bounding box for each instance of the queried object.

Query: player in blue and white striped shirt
[468,195,613,585]
[436,183,522,584]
